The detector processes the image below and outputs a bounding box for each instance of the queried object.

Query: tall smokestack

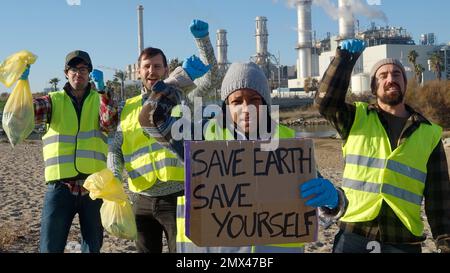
[296,0,312,79]
[137,5,144,55]
[338,0,355,40]
[255,16,269,66]
[216,29,229,72]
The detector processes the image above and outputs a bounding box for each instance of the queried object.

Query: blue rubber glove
[182,55,211,81]
[300,178,338,209]
[190,19,209,38]
[20,65,30,80]
[340,39,366,54]
[90,69,105,91]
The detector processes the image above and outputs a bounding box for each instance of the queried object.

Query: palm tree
[408,50,423,84]
[114,70,126,102]
[49,78,60,91]
[429,52,443,81]
[408,50,418,68]
[415,64,425,85]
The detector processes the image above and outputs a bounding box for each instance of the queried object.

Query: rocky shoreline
[282,117,330,127]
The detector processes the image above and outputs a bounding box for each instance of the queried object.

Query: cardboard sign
[184,139,318,247]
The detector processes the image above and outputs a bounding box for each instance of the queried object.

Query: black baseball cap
[65,50,93,72]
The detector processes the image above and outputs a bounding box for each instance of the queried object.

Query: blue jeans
[332,229,422,253]
[39,182,103,253]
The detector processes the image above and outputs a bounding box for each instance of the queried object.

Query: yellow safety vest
[42,90,108,182]
[177,120,305,253]
[341,102,442,236]
[120,95,184,193]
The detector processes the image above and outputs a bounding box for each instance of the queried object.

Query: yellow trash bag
[84,169,137,240]
[0,50,37,88]
[0,50,37,147]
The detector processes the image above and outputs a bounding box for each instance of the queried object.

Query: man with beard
[108,46,211,253]
[316,39,450,253]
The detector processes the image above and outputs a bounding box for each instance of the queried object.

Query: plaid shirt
[316,48,450,245]
[34,82,118,194]
[34,82,118,132]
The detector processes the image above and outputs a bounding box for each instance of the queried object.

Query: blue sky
[1,0,449,93]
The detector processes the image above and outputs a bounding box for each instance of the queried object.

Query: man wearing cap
[315,39,450,253]
[138,61,341,253]
[21,50,118,252]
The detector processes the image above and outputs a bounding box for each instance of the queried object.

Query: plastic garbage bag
[2,79,35,146]
[1,51,37,147]
[84,169,137,240]
[0,50,37,88]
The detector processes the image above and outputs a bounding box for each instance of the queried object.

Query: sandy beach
[1,137,449,253]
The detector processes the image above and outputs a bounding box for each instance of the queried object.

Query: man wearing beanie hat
[220,62,272,107]
[369,58,407,95]
[316,39,450,253]
[139,61,342,253]
[12,50,119,252]
[219,62,272,138]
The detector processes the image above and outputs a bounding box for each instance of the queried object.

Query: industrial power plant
[287,0,449,93]
[126,1,450,95]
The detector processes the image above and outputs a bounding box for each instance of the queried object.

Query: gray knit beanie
[370,58,407,94]
[221,62,271,106]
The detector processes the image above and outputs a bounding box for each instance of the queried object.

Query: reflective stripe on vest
[123,142,164,163]
[345,154,427,184]
[43,130,108,146]
[341,102,442,236]
[342,178,423,205]
[45,151,107,167]
[121,94,184,193]
[177,122,305,252]
[42,90,108,181]
[127,158,181,180]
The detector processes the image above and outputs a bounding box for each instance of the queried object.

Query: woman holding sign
[139,58,344,253]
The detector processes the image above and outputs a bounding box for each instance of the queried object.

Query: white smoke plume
[285,0,388,23]
[313,0,340,20]
[348,0,388,22]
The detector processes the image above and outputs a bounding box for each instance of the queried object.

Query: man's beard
[378,85,404,106]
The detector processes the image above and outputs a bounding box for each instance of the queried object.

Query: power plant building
[126,3,448,95]
[287,0,448,92]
